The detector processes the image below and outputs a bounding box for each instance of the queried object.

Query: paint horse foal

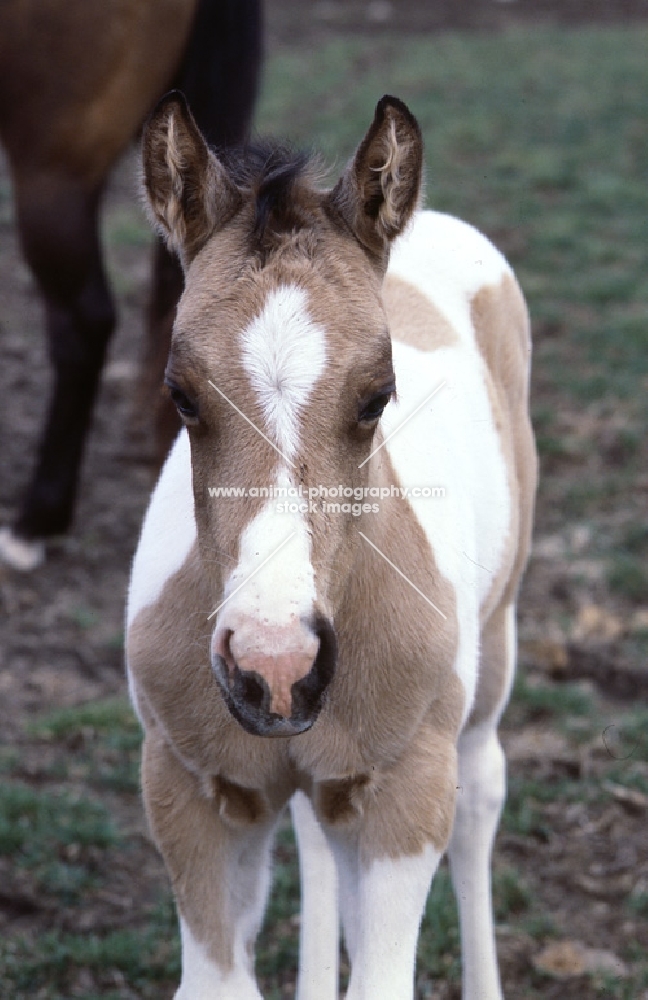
[126,94,536,999]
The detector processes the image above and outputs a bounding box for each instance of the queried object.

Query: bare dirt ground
[0,2,647,998]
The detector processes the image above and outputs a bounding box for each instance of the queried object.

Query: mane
[218,141,323,245]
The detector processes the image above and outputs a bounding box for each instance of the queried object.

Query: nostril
[231,666,270,713]
[291,613,337,722]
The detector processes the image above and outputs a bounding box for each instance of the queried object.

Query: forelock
[217,141,326,256]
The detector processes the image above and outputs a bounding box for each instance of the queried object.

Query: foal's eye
[167,383,199,421]
[358,391,392,424]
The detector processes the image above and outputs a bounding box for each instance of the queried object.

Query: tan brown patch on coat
[313,672,465,857]
[383,273,458,351]
[142,727,280,972]
[316,774,370,825]
[127,544,296,797]
[467,274,538,726]
[211,775,269,827]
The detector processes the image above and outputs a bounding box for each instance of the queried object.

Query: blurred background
[0,1,647,996]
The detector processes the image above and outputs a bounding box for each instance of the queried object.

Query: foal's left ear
[327,95,423,268]
[142,91,241,264]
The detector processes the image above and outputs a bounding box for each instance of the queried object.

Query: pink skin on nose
[214,623,319,718]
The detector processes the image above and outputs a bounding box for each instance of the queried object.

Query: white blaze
[220,468,317,629]
[240,284,327,462]
[218,285,328,634]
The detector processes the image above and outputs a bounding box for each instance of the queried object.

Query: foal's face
[143,93,423,736]
[168,227,394,734]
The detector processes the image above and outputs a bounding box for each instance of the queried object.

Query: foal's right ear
[142,92,241,264]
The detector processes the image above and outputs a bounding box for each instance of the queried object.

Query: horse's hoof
[0,527,46,571]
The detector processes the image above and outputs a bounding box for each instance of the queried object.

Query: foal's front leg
[142,730,280,1000]
[317,728,458,1000]
[332,836,442,1000]
[291,791,339,1000]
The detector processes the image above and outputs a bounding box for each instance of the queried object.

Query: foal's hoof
[0,527,46,571]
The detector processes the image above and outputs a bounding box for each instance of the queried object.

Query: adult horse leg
[0,174,115,569]
[145,0,264,462]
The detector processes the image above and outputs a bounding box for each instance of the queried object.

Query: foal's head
[143,93,423,737]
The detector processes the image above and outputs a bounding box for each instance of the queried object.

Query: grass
[504,673,597,729]
[103,207,153,250]
[0,698,181,998]
[0,783,117,904]
[26,697,142,793]
[1,704,137,872]
[0,903,180,999]
[607,552,648,603]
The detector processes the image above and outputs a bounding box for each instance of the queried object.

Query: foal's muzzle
[210,613,337,737]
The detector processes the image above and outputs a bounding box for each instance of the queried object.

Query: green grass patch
[520,911,558,941]
[603,706,648,793]
[103,207,153,249]
[27,697,142,793]
[0,747,19,773]
[493,865,532,920]
[503,774,587,840]
[613,706,648,761]
[0,782,118,903]
[620,523,648,554]
[0,897,180,999]
[27,697,139,741]
[627,888,648,920]
[505,673,597,731]
[607,552,648,603]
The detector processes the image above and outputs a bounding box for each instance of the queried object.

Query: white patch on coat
[291,792,339,1000]
[390,211,510,346]
[382,212,512,720]
[241,285,327,463]
[216,467,316,631]
[334,843,442,1000]
[499,602,518,724]
[175,918,263,1000]
[383,340,510,718]
[125,430,196,722]
[126,429,195,629]
[449,723,507,1000]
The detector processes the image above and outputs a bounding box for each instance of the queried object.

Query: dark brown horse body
[0,0,262,568]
